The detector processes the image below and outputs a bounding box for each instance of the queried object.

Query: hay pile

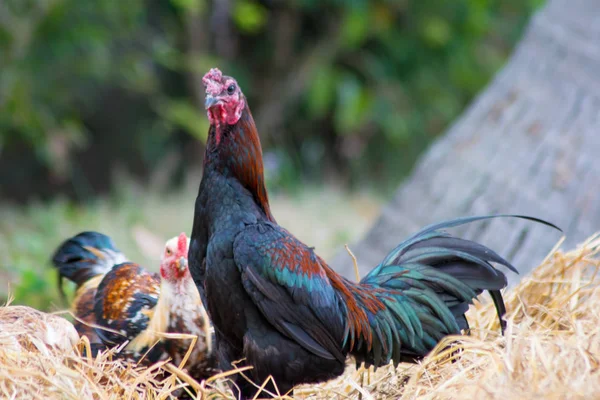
[1,235,599,399]
[301,234,600,399]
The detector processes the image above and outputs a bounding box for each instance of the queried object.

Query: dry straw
[2,234,600,399]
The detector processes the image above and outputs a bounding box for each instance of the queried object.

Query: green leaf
[171,0,206,14]
[465,0,491,37]
[341,7,369,48]
[233,0,268,34]
[421,16,452,48]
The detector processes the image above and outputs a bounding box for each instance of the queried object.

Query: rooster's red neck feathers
[202,68,275,223]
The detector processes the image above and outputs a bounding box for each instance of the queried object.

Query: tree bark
[330,0,600,287]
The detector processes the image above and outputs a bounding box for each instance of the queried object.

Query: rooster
[189,68,560,399]
[52,231,216,379]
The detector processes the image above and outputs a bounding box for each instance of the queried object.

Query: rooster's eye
[166,249,172,256]
[227,84,236,95]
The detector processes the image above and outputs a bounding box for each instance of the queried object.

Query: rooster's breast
[205,229,252,346]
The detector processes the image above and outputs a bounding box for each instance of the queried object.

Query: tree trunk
[331,0,600,287]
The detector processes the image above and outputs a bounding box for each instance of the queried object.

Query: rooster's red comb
[203,68,224,96]
[177,232,188,256]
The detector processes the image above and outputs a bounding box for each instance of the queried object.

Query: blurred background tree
[331,0,600,286]
[0,0,543,201]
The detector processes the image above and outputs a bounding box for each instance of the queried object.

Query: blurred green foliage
[0,0,543,199]
[0,181,382,310]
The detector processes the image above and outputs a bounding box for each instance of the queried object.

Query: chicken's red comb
[203,68,224,96]
[177,232,188,256]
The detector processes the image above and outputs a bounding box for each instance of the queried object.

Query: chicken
[188,68,561,399]
[52,231,216,379]
[52,231,127,343]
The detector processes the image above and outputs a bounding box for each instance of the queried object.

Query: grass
[0,174,382,311]
[1,232,598,399]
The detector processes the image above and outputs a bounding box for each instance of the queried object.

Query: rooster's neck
[203,105,275,223]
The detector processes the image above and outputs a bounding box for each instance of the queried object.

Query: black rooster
[189,68,560,399]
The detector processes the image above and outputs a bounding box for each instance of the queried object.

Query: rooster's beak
[205,95,219,109]
[177,257,187,272]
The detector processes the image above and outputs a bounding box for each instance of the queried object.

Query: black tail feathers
[51,231,126,299]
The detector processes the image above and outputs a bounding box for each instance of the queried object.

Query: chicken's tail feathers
[51,231,127,300]
[379,214,561,268]
[345,214,560,368]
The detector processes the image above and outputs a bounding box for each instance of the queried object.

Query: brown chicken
[52,231,217,380]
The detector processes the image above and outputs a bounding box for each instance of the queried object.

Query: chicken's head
[202,68,245,127]
[160,232,190,282]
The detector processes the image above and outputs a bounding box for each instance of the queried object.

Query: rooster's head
[202,68,245,127]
